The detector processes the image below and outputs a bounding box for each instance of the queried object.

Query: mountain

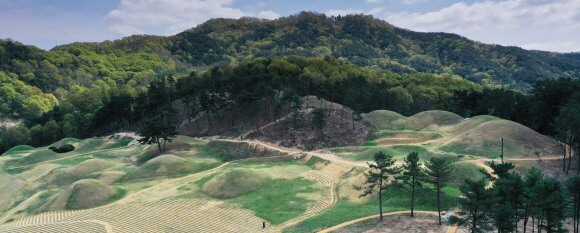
[167,12,580,91]
[1,12,579,98]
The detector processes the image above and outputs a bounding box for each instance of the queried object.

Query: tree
[566,175,580,233]
[523,167,545,233]
[425,156,454,225]
[0,125,30,152]
[531,178,566,233]
[449,178,497,233]
[555,91,580,174]
[311,108,326,137]
[489,162,523,233]
[401,152,424,217]
[354,151,402,221]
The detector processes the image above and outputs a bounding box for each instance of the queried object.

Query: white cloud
[366,0,383,3]
[522,41,580,53]
[384,0,580,52]
[257,10,280,20]
[104,0,252,36]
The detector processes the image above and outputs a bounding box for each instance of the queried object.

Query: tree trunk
[437,182,442,225]
[564,140,567,172]
[379,185,383,221]
[567,140,573,173]
[411,177,415,217]
[163,139,167,153]
[156,137,162,152]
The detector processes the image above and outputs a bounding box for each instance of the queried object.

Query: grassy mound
[441,119,562,158]
[2,145,35,156]
[51,159,113,186]
[407,110,463,130]
[444,115,501,137]
[13,149,59,167]
[202,169,268,199]
[362,110,408,130]
[48,179,118,210]
[125,154,220,180]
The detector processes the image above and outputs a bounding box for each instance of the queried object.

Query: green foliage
[48,144,75,153]
[449,178,497,233]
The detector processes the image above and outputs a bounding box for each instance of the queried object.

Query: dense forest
[1,12,580,155]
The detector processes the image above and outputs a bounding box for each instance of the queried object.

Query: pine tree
[401,152,424,217]
[354,151,402,221]
[449,178,497,233]
[424,157,454,225]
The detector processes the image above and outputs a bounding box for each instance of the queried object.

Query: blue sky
[1,0,579,52]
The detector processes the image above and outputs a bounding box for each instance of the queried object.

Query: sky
[0,0,579,52]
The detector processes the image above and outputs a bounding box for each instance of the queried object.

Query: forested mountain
[2,11,580,154]
[168,12,580,90]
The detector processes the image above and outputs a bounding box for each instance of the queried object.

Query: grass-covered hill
[362,110,563,159]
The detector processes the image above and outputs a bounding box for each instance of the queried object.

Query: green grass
[231,178,319,224]
[448,161,489,188]
[51,156,91,166]
[12,149,59,167]
[304,156,330,168]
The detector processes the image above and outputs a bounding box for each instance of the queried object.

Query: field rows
[0,199,268,233]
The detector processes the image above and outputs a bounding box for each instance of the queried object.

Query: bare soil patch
[333,213,445,233]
